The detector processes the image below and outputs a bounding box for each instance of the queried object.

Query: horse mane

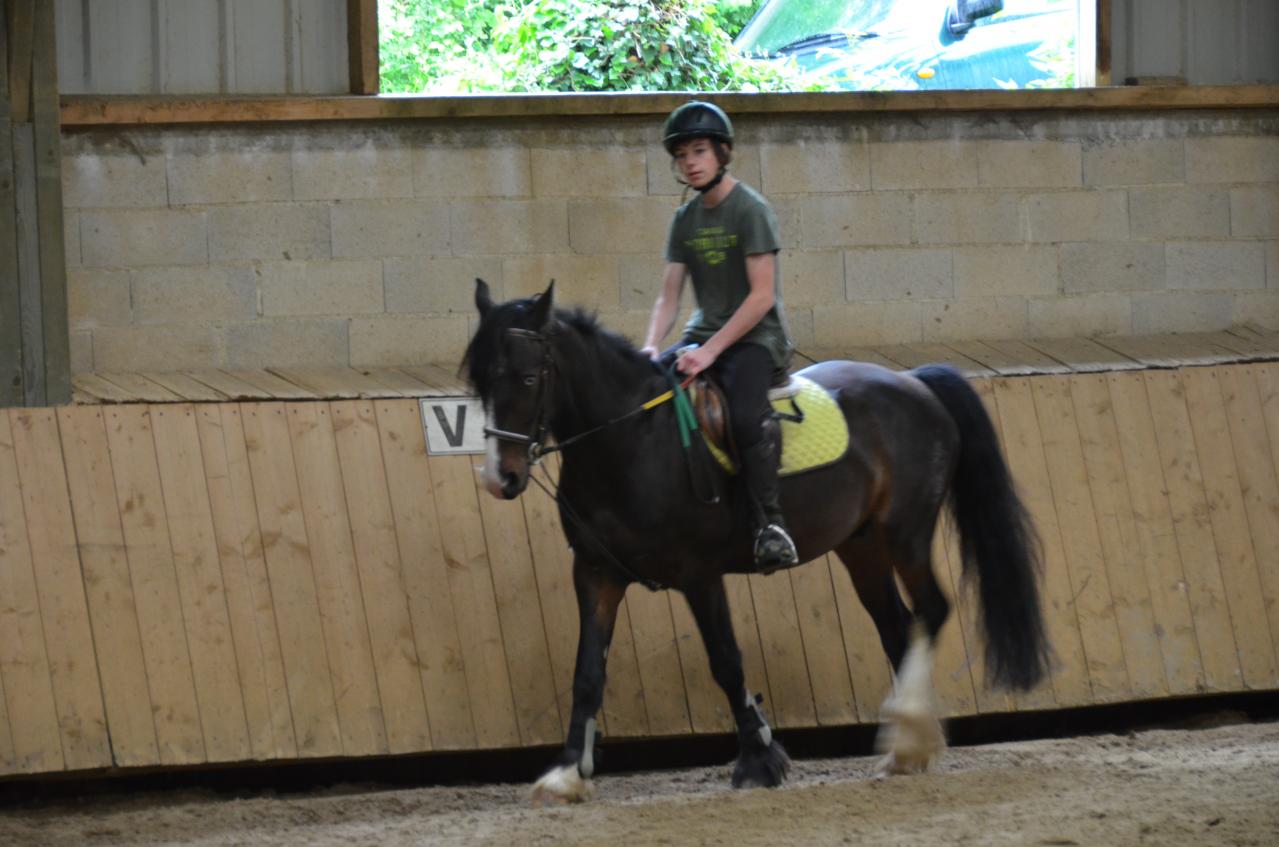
[557,308,651,370]
[462,299,651,401]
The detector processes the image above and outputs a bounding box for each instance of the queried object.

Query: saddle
[688,375,849,477]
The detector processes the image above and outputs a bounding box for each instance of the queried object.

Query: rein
[481,326,719,591]
[480,327,699,460]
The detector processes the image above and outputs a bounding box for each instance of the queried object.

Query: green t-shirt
[664,181,793,370]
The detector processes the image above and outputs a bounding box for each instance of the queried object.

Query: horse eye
[523,374,538,387]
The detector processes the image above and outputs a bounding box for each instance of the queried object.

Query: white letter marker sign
[420,397,485,455]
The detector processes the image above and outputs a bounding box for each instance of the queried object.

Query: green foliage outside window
[378,0,807,94]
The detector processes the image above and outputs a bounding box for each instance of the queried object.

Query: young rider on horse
[639,100,798,573]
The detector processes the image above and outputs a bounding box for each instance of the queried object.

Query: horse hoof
[874,709,945,778]
[732,738,792,789]
[530,764,594,807]
[873,750,932,778]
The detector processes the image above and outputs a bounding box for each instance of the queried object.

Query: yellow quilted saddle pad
[704,375,849,477]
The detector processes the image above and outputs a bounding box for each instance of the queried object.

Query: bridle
[478,324,701,593]
[481,325,670,462]
[481,327,556,463]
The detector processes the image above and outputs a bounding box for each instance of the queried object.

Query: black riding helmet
[664,101,735,194]
[662,101,734,155]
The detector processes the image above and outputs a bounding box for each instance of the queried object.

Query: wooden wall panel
[330,402,433,754]
[1215,368,1279,674]
[195,405,297,760]
[426,453,520,748]
[0,412,64,773]
[927,528,979,718]
[57,406,159,766]
[160,0,224,94]
[0,663,14,772]
[9,409,110,770]
[748,573,816,729]
[1143,371,1243,692]
[1257,364,1279,671]
[1181,370,1279,689]
[670,591,734,734]
[474,477,563,746]
[85,0,155,98]
[374,401,475,750]
[828,552,894,724]
[152,406,253,762]
[1106,374,1205,695]
[286,403,386,756]
[1115,0,1279,84]
[599,597,650,737]
[5,362,1279,777]
[790,561,857,727]
[1032,377,1131,703]
[241,404,343,758]
[514,458,576,735]
[993,378,1090,709]
[104,406,205,765]
[57,0,351,95]
[625,589,693,736]
[1071,374,1170,699]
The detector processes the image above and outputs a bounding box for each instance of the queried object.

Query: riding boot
[739,440,798,573]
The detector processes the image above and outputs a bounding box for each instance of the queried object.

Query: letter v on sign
[420,397,486,454]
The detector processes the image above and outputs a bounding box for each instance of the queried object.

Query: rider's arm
[678,252,776,375]
[640,261,687,358]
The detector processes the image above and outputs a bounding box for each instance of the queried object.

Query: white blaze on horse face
[482,410,504,498]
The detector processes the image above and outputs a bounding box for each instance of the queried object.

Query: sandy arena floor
[2,718,1276,847]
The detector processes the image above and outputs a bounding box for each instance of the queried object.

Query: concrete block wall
[62,111,1279,372]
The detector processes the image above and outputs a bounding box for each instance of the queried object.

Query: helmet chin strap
[697,166,727,194]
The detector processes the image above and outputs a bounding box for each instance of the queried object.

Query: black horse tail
[912,364,1051,691]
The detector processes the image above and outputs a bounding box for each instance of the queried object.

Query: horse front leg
[685,579,791,788]
[530,558,627,806]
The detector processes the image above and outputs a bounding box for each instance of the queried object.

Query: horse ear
[530,279,555,329]
[475,278,493,316]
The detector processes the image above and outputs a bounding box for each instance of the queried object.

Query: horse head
[464,277,556,499]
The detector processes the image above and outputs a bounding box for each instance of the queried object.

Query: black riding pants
[664,340,774,451]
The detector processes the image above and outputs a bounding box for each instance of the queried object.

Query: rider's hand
[676,345,717,377]
[639,345,661,362]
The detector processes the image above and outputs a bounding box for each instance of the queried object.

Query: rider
[639,100,798,573]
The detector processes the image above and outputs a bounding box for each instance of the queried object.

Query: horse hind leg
[836,528,948,777]
[874,619,947,777]
[878,528,951,776]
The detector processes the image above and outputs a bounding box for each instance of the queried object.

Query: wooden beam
[6,0,34,124]
[1,0,69,407]
[32,0,68,405]
[13,121,40,406]
[0,3,22,406]
[347,0,378,95]
[58,83,1279,127]
[1096,0,1112,86]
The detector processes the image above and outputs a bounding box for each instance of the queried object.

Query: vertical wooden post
[347,0,378,95]
[1,0,69,407]
[1,4,22,406]
[1096,0,1112,86]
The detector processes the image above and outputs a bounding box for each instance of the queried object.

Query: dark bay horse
[463,279,1050,803]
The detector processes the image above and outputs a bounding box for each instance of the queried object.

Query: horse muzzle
[482,438,531,499]
[496,468,528,499]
